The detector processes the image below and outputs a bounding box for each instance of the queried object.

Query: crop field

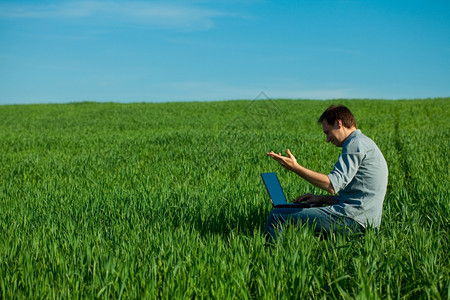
[0,98,449,299]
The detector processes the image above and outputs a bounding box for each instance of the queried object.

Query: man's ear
[335,119,343,129]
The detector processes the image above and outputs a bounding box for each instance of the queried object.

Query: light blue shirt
[326,129,388,228]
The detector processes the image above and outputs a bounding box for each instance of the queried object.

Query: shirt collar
[343,129,361,147]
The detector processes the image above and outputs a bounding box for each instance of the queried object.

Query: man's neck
[342,127,357,143]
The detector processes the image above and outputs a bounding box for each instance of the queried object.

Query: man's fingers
[286,149,292,157]
[267,152,285,164]
[294,198,307,203]
[267,151,281,159]
[295,194,311,203]
[266,150,292,167]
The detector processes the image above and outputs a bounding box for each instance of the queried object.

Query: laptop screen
[261,172,287,206]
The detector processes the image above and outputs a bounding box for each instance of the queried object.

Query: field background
[0,98,448,299]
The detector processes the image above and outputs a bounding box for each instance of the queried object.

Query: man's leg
[265,207,364,243]
[265,207,304,243]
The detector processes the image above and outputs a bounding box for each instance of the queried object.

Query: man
[265,105,388,242]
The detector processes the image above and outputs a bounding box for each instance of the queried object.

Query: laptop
[261,172,312,208]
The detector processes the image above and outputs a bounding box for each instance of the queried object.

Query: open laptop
[261,172,312,208]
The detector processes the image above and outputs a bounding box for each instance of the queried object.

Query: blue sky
[1,0,449,104]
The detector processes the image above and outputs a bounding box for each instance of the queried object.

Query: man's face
[321,120,345,147]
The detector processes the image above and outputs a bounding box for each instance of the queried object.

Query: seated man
[265,105,388,242]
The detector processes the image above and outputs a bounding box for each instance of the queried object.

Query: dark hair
[318,105,357,129]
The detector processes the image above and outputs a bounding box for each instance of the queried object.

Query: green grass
[0,98,449,299]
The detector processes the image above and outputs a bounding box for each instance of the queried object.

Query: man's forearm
[291,164,336,194]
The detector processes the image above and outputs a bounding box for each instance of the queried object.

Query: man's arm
[267,149,336,194]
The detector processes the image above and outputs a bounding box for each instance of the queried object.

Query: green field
[0,98,449,299]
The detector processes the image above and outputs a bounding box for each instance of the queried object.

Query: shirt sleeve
[328,152,364,194]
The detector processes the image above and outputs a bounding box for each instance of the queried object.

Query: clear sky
[1,0,449,104]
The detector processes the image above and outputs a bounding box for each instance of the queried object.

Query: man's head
[318,105,357,147]
[318,105,357,129]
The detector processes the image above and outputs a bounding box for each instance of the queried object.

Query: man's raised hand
[266,149,299,171]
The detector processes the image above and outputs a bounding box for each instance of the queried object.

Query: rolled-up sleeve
[328,152,364,194]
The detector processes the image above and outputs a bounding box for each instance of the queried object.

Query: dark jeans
[265,206,364,243]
